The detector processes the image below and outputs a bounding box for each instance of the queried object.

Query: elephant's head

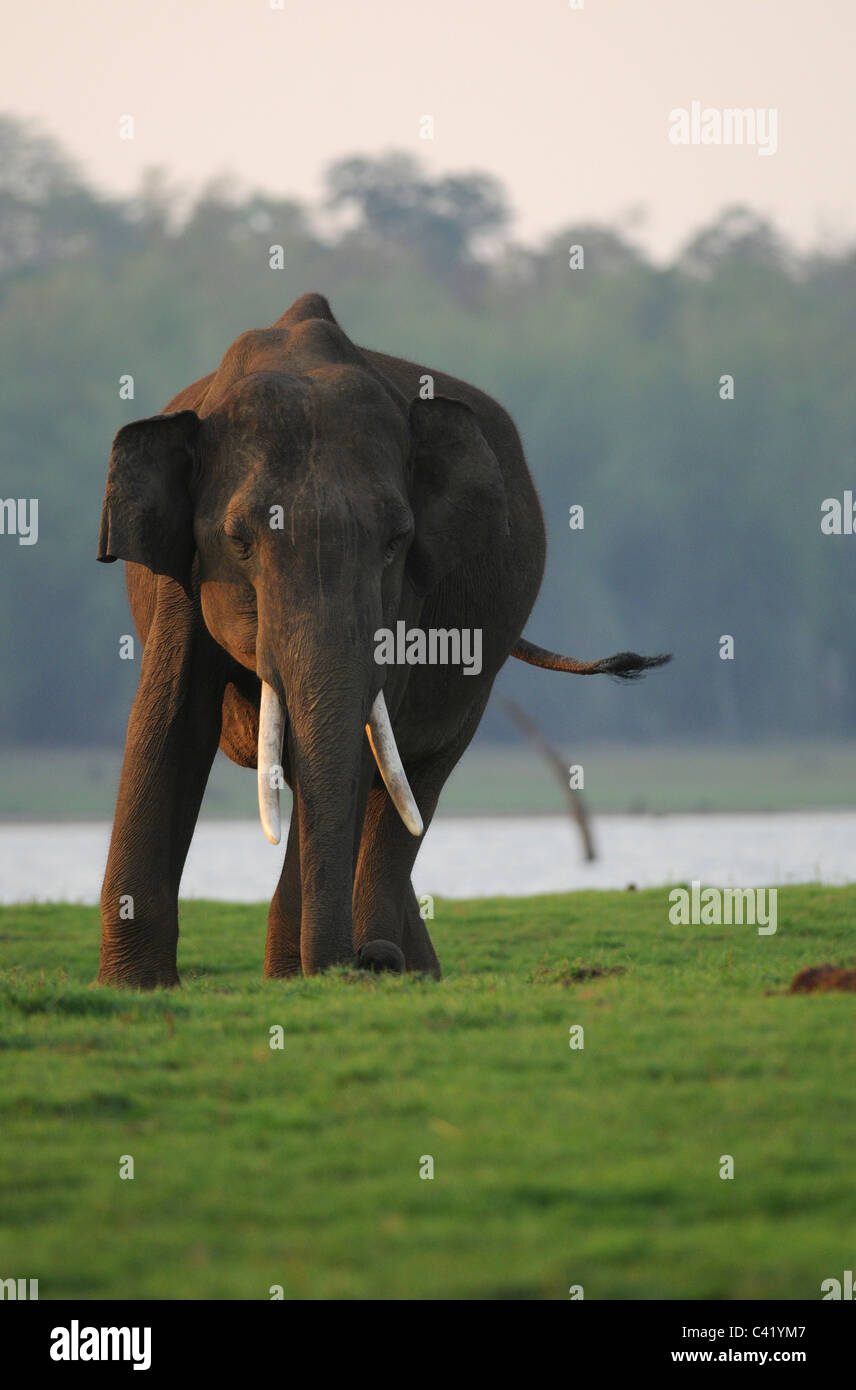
[97,309,507,969]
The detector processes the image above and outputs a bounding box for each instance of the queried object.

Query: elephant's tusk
[257,681,285,845]
[366,692,423,837]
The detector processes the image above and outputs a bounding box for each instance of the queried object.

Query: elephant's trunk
[255,554,420,973]
[256,685,421,844]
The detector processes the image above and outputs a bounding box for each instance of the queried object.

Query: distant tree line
[1,113,855,750]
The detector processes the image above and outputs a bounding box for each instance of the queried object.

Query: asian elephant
[96,292,668,987]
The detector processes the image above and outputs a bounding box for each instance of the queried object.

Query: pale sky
[3,0,855,260]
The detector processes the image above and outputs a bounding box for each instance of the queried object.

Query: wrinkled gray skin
[97,293,652,988]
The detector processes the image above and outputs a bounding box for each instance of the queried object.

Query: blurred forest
[1,113,855,752]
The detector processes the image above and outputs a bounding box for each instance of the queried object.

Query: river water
[1,812,854,903]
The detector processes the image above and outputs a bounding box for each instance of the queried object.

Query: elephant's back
[361,347,523,465]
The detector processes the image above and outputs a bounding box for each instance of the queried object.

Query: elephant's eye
[224,520,253,560]
[383,531,411,568]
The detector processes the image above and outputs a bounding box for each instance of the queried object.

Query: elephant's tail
[512,638,671,681]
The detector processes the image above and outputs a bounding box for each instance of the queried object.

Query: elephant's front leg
[402,882,442,978]
[98,580,228,988]
[353,762,450,978]
[265,745,379,977]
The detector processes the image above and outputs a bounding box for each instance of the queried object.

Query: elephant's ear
[407,396,509,597]
[97,411,201,588]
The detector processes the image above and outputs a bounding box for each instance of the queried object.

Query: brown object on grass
[790,964,856,993]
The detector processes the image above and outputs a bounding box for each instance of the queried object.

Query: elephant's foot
[356,940,406,974]
[264,918,302,980]
[99,896,181,988]
[97,959,181,990]
[263,955,302,980]
[401,901,442,979]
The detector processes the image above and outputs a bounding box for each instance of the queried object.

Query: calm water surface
[2,812,854,903]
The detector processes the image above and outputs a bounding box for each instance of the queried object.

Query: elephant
[96,292,668,987]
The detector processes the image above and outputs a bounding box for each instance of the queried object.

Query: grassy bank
[2,741,856,819]
[1,887,855,1299]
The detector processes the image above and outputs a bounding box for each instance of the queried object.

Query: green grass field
[1,888,855,1300]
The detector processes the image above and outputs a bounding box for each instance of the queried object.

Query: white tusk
[257,681,285,845]
[366,691,423,837]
